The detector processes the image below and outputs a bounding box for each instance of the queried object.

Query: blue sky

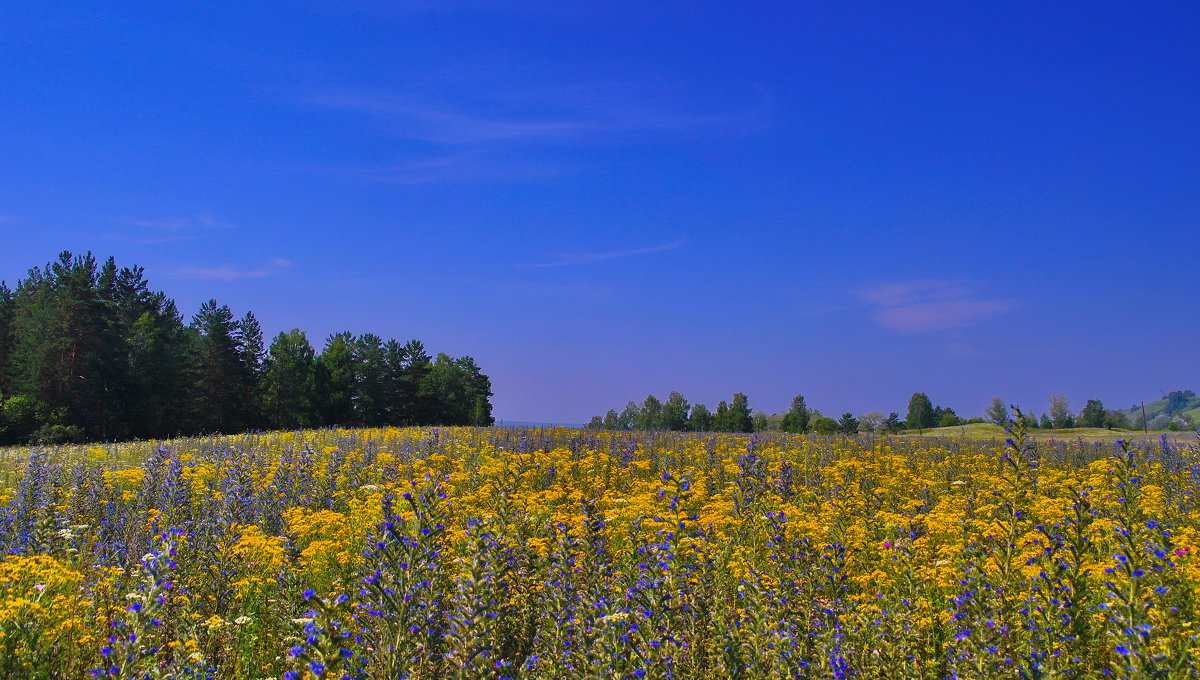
[2,1,1198,423]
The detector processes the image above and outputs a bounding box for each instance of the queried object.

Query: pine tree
[353,334,389,426]
[400,340,433,425]
[127,297,194,438]
[190,299,253,433]
[379,339,409,424]
[236,312,265,428]
[261,330,317,429]
[9,253,124,441]
[838,412,859,434]
[316,332,357,427]
[0,282,15,396]
[881,412,903,433]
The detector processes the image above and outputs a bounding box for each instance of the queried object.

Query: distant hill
[1124,390,1199,429]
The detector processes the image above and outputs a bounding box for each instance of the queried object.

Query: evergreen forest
[0,252,494,444]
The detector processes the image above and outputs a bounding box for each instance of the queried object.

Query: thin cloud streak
[522,240,687,268]
[310,96,594,144]
[170,258,293,282]
[310,153,571,184]
[117,214,237,245]
[306,85,763,146]
[124,214,235,231]
[860,279,1014,333]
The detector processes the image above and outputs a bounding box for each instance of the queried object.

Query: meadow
[0,420,1197,679]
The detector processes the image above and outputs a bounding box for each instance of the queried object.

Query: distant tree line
[982,394,1196,432]
[586,392,907,435]
[0,252,494,444]
[586,392,755,433]
[588,389,1190,435]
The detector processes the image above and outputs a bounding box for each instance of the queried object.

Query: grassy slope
[900,422,1195,443]
[1124,395,1200,421]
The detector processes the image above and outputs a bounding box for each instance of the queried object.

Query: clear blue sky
[2,1,1198,423]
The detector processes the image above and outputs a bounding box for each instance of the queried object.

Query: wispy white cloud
[125,214,235,231]
[521,239,687,268]
[171,258,293,281]
[859,279,1014,333]
[310,96,591,145]
[294,81,768,186]
[313,153,571,184]
[119,214,236,245]
[306,82,765,146]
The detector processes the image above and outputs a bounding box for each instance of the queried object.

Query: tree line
[589,390,1176,434]
[586,393,899,435]
[977,394,1195,431]
[0,252,494,444]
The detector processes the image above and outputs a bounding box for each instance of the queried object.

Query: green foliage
[316,331,357,426]
[837,412,859,434]
[1124,390,1200,431]
[881,412,903,433]
[661,392,690,431]
[905,392,934,431]
[985,397,1008,426]
[422,354,495,427]
[1049,394,1074,429]
[1078,399,1107,429]
[635,394,664,430]
[935,407,961,427]
[712,393,753,433]
[191,299,256,433]
[688,403,712,432]
[811,416,839,434]
[262,329,317,430]
[0,252,496,441]
[589,391,757,433]
[0,394,41,444]
[779,395,809,433]
[8,253,126,440]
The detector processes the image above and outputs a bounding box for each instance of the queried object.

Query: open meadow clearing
[0,424,1198,679]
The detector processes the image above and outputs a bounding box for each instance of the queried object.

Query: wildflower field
[1,420,1198,679]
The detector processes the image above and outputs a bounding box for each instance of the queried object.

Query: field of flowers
[0,417,1198,679]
